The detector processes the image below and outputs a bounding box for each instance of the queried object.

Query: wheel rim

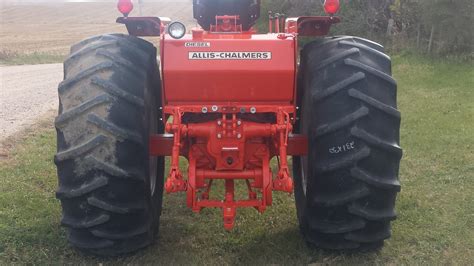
[149,108,158,196]
[300,156,308,196]
[299,94,309,197]
[149,157,157,195]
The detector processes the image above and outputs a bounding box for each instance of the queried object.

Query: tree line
[261,0,473,56]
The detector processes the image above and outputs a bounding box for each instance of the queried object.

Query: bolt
[159,107,163,110]
[237,133,242,139]
[202,106,208,113]
[217,133,222,139]
[296,106,300,110]
[212,105,219,112]
[217,120,222,126]
[237,120,242,126]
[250,107,257,114]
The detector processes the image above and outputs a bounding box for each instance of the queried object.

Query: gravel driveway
[0,1,194,143]
[0,63,62,140]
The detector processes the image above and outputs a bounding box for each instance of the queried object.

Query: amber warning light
[324,0,340,15]
[118,0,134,17]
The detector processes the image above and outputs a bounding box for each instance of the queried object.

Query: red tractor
[54,0,402,256]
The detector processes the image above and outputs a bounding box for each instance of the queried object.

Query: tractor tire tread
[344,58,396,86]
[70,33,154,55]
[87,196,144,214]
[350,127,402,157]
[59,62,114,93]
[306,235,360,250]
[350,167,401,191]
[87,113,143,144]
[68,232,114,249]
[314,47,360,71]
[61,214,110,229]
[339,40,390,61]
[56,175,108,199]
[91,223,150,240]
[96,49,146,76]
[348,202,397,221]
[55,94,113,126]
[294,36,401,250]
[309,217,366,234]
[67,38,149,69]
[314,147,370,174]
[91,77,145,107]
[66,41,118,66]
[344,224,391,243]
[82,155,139,180]
[54,135,108,162]
[314,107,369,137]
[312,183,370,207]
[56,34,164,256]
[304,36,384,59]
[348,89,400,119]
[312,72,366,102]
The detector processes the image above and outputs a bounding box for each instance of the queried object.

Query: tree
[420,0,473,54]
[259,0,473,55]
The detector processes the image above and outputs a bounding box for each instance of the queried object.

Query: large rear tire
[293,36,402,250]
[54,34,164,256]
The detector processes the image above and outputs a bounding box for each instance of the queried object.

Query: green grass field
[0,55,473,264]
[0,53,65,65]
[0,50,66,65]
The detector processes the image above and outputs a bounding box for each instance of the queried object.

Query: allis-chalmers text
[189,52,272,60]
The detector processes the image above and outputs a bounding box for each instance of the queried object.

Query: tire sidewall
[144,56,164,238]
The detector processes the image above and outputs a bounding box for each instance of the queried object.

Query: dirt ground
[0,63,62,140]
[0,0,194,144]
[0,0,195,55]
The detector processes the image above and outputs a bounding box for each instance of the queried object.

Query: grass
[0,55,473,264]
[0,50,65,65]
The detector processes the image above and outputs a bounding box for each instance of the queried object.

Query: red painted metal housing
[149,133,307,157]
[157,27,303,230]
[161,31,297,106]
[117,12,338,230]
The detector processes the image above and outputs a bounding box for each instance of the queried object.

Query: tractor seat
[193,0,260,31]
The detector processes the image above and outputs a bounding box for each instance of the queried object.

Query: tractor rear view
[54,0,402,256]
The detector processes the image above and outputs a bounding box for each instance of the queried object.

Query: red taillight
[118,0,133,16]
[324,0,340,15]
